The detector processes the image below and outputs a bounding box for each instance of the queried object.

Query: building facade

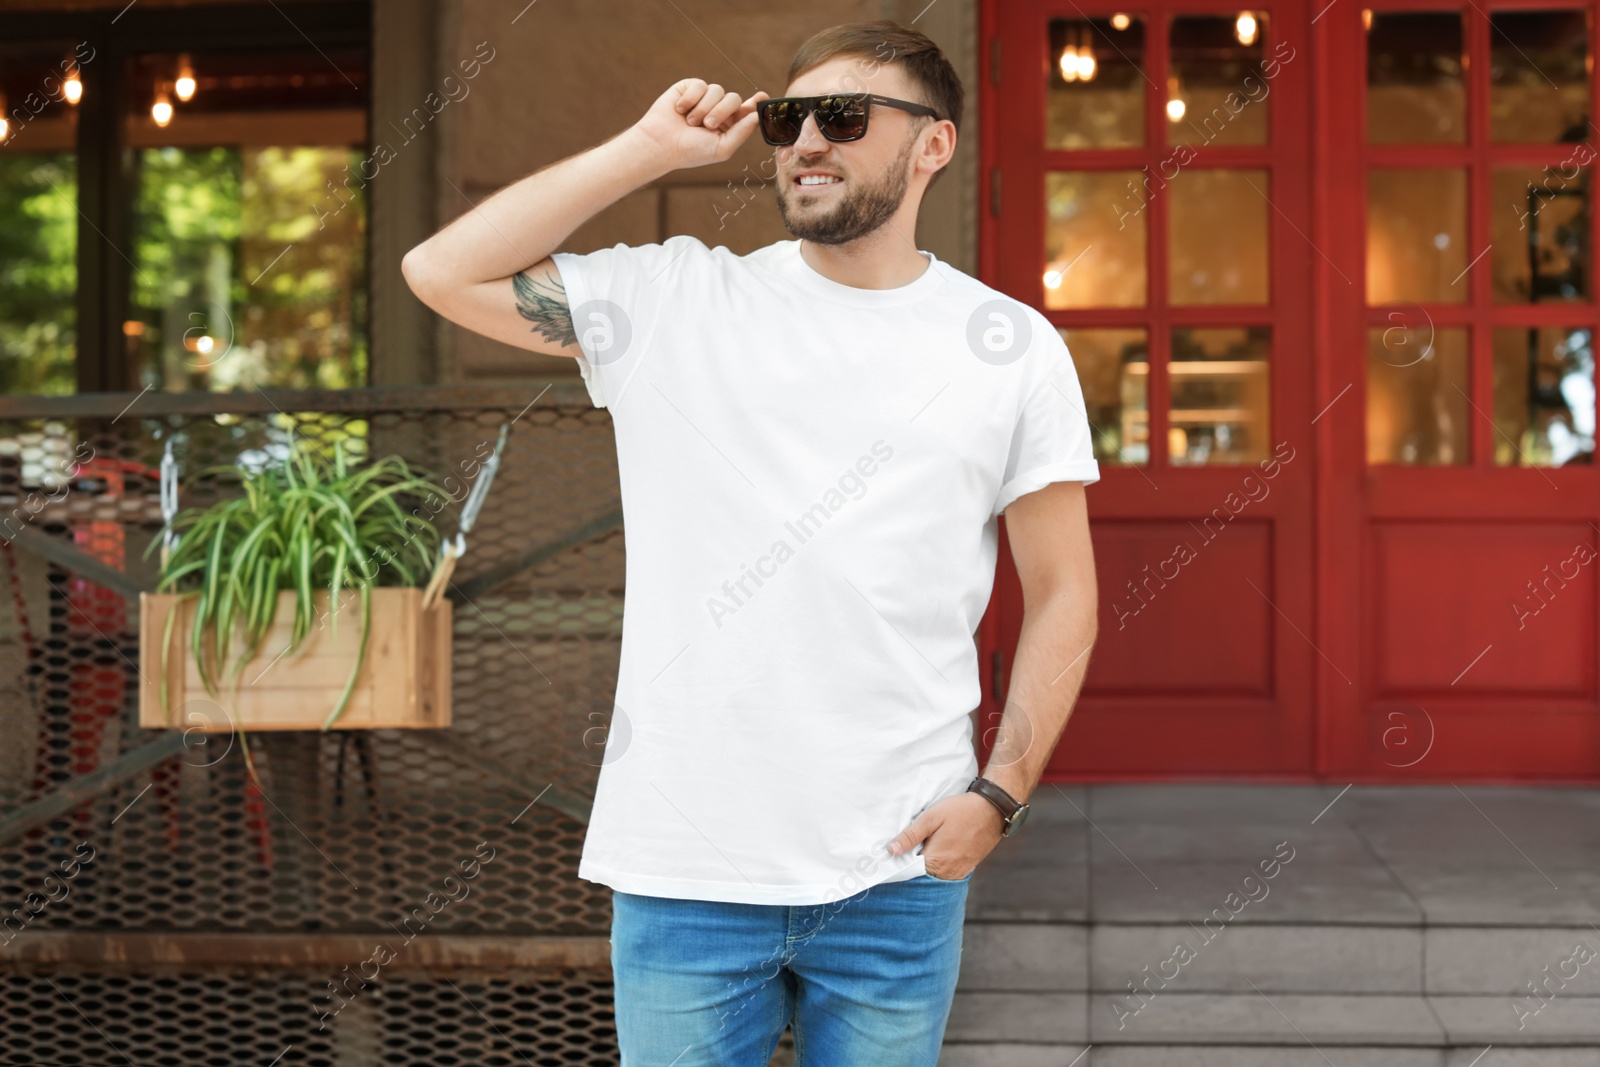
[3,0,1597,782]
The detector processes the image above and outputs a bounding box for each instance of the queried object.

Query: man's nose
[791,110,832,155]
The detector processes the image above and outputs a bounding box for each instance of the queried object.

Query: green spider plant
[148,438,449,775]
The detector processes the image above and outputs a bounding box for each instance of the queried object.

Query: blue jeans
[610,871,972,1066]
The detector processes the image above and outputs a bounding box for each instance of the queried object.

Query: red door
[1321,0,1600,780]
[980,0,1600,781]
[981,0,1317,778]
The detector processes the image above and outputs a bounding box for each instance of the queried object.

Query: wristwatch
[967,776,1030,837]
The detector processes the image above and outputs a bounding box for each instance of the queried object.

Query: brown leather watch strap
[967,776,1022,826]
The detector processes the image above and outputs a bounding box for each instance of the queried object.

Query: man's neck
[798,230,929,291]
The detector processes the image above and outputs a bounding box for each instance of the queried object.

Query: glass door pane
[1366,168,1468,304]
[1047,16,1145,149]
[1489,10,1588,144]
[1044,171,1146,308]
[1168,13,1271,147]
[1169,169,1270,305]
[1062,327,1149,465]
[1366,326,1469,464]
[1366,12,1465,144]
[1170,326,1271,464]
[1492,326,1596,466]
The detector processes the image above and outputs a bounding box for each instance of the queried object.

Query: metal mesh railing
[0,384,636,1064]
[4,966,618,1066]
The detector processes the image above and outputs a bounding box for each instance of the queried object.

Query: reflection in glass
[1169,169,1269,305]
[1168,14,1270,147]
[0,43,82,395]
[1045,171,1145,308]
[1169,327,1270,465]
[1060,328,1148,465]
[1046,17,1144,149]
[1367,168,1467,304]
[1366,326,1468,464]
[1492,327,1595,466]
[1490,10,1588,144]
[1366,12,1465,144]
[0,155,76,396]
[124,49,369,393]
[1491,166,1589,303]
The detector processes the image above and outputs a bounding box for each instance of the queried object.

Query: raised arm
[400,80,768,358]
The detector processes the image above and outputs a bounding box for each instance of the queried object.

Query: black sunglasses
[756,93,941,146]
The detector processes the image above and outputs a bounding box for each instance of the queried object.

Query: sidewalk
[942,783,1600,1066]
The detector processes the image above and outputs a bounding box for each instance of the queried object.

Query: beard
[776,132,916,246]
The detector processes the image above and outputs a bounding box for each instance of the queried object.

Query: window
[1364,8,1595,468]
[0,3,370,395]
[1040,11,1279,467]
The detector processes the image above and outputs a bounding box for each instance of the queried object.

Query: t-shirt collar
[776,239,949,308]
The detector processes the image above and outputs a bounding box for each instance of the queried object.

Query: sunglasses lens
[760,100,805,145]
[817,95,867,140]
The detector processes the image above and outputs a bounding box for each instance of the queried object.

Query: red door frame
[979,0,1319,779]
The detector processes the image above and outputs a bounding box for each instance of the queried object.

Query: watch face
[1007,803,1031,836]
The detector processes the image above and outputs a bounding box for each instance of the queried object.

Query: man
[403,20,1099,1066]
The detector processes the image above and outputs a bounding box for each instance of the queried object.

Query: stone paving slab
[1432,995,1600,1045]
[1426,927,1600,994]
[1084,992,1445,1045]
[1090,922,1424,993]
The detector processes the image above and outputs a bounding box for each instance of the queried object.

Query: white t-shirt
[550,235,1100,905]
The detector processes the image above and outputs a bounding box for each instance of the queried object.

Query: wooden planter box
[139,588,451,731]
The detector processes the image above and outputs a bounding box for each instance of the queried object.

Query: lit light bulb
[175,55,196,102]
[1059,45,1080,82]
[1235,11,1259,46]
[1044,270,1063,290]
[1111,12,1130,30]
[0,116,9,144]
[152,93,174,127]
[1167,98,1186,122]
[63,69,83,105]
[1079,50,1097,80]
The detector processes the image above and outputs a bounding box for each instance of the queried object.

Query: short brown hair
[786,20,963,184]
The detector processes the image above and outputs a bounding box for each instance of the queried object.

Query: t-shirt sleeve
[548,234,703,408]
[992,332,1102,517]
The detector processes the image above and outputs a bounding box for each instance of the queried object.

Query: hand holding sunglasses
[632,79,771,171]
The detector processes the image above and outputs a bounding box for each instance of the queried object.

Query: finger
[735,90,770,118]
[886,810,939,857]
[684,82,726,125]
[723,109,762,139]
[702,92,744,131]
[672,78,709,115]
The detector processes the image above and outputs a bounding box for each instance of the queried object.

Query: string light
[63,60,83,105]
[1111,12,1130,30]
[175,54,196,102]
[0,91,8,143]
[1235,11,1259,46]
[1059,39,1079,82]
[152,89,173,127]
[1166,75,1186,122]
[1059,26,1097,82]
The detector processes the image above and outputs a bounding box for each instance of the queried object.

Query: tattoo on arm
[512,270,577,347]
